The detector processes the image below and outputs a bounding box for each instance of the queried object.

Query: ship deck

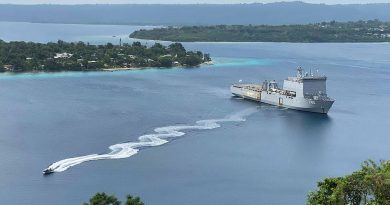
[231,83,263,92]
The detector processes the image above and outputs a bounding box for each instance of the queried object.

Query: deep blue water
[1,22,390,205]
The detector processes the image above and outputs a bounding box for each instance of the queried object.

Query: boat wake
[45,108,258,173]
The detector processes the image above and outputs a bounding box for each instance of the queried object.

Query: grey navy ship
[230,67,335,114]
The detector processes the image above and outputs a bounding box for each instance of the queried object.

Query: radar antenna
[297,67,304,78]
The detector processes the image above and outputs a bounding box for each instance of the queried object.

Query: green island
[0,40,212,72]
[85,160,390,205]
[130,20,390,42]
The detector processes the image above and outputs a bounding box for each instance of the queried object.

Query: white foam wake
[45,108,258,173]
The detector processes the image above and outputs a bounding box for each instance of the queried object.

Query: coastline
[0,61,214,77]
[101,67,143,72]
[129,37,390,44]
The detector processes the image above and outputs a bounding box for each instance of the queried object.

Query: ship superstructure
[230,67,335,113]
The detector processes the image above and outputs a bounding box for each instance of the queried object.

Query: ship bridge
[283,67,328,98]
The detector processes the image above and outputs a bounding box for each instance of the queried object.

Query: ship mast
[297,67,304,78]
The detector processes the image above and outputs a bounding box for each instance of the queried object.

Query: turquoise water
[1,22,390,205]
[210,57,274,68]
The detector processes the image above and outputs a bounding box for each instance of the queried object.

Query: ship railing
[232,84,262,92]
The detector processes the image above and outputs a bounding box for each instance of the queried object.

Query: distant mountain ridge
[1,2,390,25]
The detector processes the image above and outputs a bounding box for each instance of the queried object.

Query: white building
[54,52,73,59]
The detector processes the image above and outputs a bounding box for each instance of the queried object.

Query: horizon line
[1,1,390,6]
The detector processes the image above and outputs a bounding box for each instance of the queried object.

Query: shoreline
[0,62,214,76]
[130,37,390,44]
[101,67,143,72]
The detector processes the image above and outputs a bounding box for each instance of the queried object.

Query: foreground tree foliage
[130,20,390,42]
[83,193,144,205]
[124,195,144,205]
[0,40,211,72]
[308,160,390,205]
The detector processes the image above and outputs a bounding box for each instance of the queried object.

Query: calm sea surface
[0,22,390,205]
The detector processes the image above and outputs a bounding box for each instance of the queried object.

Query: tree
[203,53,211,62]
[308,160,390,205]
[182,55,202,67]
[168,43,186,57]
[307,178,343,205]
[158,56,173,67]
[83,193,144,205]
[150,43,166,56]
[151,43,164,49]
[0,39,208,72]
[132,42,143,47]
[363,160,390,205]
[125,195,144,205]
[0,61,4,72]
[130,21,390,43]
[106,43,114,49]
[83,192,120,205]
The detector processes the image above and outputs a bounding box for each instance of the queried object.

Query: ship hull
[260,96,334,114]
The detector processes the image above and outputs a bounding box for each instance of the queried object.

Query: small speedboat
[42,168,54,175]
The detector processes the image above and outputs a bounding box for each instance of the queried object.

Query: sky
[0,0,389,4]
